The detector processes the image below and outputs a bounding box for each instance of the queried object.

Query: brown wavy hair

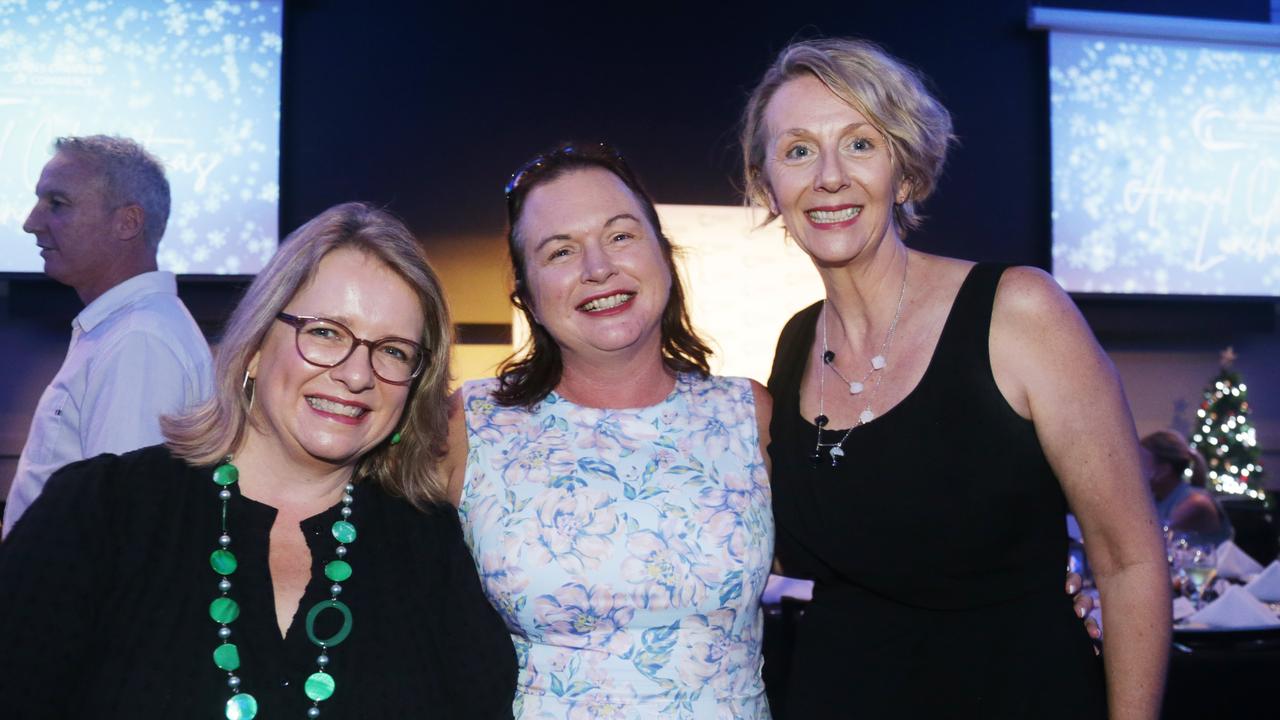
[1142,430,1209,489]
[494,142,711,407]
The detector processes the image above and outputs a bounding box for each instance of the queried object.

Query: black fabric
[0,445,516,719]
[767,263,1106,718]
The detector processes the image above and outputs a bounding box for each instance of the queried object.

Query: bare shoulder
[443,390,468,507]
[748,378,772,420]
[992,265,1077,322]
[747,378,773,475]
[990,266,1093,357]
[1177,490,1219,520]
[912,252,973,298]
[989,266,1107,418]
[902,253,974,329]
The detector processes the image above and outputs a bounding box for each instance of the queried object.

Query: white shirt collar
[75,271,178,333]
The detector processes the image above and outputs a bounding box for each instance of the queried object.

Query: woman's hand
[1067,571,1102,652]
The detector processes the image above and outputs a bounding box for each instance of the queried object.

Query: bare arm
[750,379,773,476]
[748,379,789,575]
[443,391,468,508]
[991,267,1169,720]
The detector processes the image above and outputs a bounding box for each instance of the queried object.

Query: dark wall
[8,0,1270,320]
[279,0,1268,258]
[3,0,1277,487]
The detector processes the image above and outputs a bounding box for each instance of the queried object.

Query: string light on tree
[1189,347,1265,499]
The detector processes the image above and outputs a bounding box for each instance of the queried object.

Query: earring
[390,431,403,446]
[242,369,255,415]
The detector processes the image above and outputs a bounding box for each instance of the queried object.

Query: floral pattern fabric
[460,374,773,719]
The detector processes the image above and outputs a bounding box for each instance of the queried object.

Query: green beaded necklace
[209,459,358,720]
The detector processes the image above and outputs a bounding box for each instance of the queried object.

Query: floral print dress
[459,373,773,719]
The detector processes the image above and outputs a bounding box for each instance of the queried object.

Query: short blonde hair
[741,38,955,233]
[163,202,454,507]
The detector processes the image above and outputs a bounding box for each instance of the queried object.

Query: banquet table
[1162,624,1280,719]
[1161,549,1280,719]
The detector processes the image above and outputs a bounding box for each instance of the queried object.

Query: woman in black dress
[0,202,516,718]
[740,39,1169,718]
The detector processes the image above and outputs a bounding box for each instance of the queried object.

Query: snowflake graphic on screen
[1049,32,1280,296]
[0,0,283,276]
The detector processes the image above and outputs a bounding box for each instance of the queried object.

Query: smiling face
[245,247,425,474]
[515,167,672,367]
[762,74,910,267]
[24,151,125,301]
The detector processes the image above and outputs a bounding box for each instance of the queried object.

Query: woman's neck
[819,243,912,352]
[230,431,354,519]
[557,348,676,409]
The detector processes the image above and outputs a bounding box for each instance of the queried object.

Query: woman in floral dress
[443,143,774,719]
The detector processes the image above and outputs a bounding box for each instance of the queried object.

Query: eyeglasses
[275,312,427,385]
[503,142,628,198]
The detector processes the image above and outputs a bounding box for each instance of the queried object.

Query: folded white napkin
[1216,540,1265,579]
[1245,561,1280,603]
[1172,596,1196,621]
[1187,585,1280,628]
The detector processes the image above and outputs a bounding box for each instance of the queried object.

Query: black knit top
[0,445,516,719]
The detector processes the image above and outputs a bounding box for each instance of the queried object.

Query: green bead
[305,599,353,647]
[213,642,241,671]
[213,464,239,486]
[304,671,336,701]
[225,692,258,719]
[210,596,240,623]
[210,549,238,575]
[324,559,352,582]
[331,520,357,544]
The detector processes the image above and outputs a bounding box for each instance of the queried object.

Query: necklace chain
[812,257,909,467]
[209,459,357,720]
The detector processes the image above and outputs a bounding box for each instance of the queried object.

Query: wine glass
[1174,539,1218,610]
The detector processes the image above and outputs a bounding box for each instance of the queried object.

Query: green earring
[390,431,402,446]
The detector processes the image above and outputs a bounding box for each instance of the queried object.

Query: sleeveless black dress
[767,264,1106,718]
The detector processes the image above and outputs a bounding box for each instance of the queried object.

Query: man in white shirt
[3,136,213,536]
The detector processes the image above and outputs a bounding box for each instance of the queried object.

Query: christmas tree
[1190,347,1265,500]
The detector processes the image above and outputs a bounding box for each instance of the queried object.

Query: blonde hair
[162,202,454,507]
[740,37,955,233]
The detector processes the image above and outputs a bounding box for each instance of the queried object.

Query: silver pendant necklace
[811,256,908,467]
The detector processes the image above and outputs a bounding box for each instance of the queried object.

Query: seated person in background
[1141,430,1233,545]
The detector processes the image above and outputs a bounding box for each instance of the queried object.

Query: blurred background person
[1142,429,1233,545]
[4,135,212,536]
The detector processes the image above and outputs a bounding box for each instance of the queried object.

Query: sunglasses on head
[503,142,628,198]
